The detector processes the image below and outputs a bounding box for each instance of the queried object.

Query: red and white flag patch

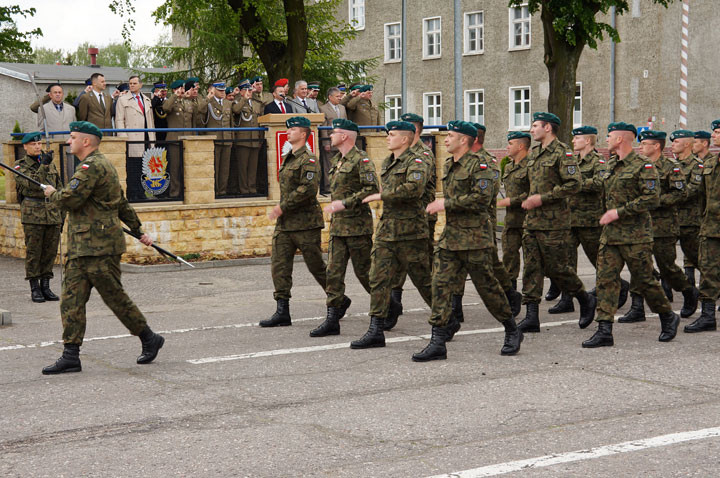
[698,164,704,168]
[644,163,653,169]
[14,165,20,169]
[415,158,423,163]
[81,164,90,169]
[566,152,573,157]
[479,163,488,169]
[362,157,369,162]
[598,159,606,164]
[673,167,681,172]
[308,158,315,163]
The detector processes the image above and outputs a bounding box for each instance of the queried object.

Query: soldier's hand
[599,209,620,225]
[139,234,154,246]
[39,150,54,165]
[324,200,345,214]
[497,197,511,208]
[43,185,56,197]
[426,198,445,214]
[84,85,92,93]
[269,205,283,220]
[362,193,381,204]
[521,194,543,210]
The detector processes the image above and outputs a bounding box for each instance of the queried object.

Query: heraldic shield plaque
[141,147,170,195]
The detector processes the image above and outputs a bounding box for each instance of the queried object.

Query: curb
[120,253,329,273]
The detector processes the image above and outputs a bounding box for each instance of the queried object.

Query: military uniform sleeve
[540,154,581,203]
[583,154,606,193]
[279,156,320,212]
[660,166,687,207]
[49,161,100,210]
[30,94,51,113]
[343,157,379,209]
[164,93,179,112]
[684,162,703,202]
[231,98,245,115]
[617,164,659,218]
[380,158,427,202]
[118,192,143,235]
[346,96,361,112]
[445,161,493,213]
[15,163,47,199]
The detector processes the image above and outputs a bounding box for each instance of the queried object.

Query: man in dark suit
[264,85,294,115]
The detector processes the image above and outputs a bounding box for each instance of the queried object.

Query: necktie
[98,93,105,110]
[55,104,62,112]
[302,99,308,109]
[136,95,144,114]
[280,102,286,114]
[333,105,339,116]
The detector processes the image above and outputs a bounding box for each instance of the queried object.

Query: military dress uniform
[164,90,195,198]
[198,92,242,196]
[501,154,529,284]
[235,94,264,195]
[14,149,63,302]
[346,96,381,126]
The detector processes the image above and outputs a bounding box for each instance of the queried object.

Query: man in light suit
[289,80,319,113]
[30,83,77,178]
[318,87,347,194]
[76,73,113,130]
[115,75,156,200]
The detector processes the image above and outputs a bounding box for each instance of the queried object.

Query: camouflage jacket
[277,145,324,232]
[676,154,703,227]
[410,140,436,209]
[328,146,379,237]
[376,147,429,242]
[700,154,720,237]
[569,150,606,228]
[648,156,686,238]
[475,148,500,222]
[598,150,659,245]
[49,150,143,259]
[438,151,495,251]
[502,155,529,229]
[15,154,63,225]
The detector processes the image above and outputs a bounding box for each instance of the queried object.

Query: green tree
[0,5,42,62]
[508,0,673,142]
[34,47,65,65]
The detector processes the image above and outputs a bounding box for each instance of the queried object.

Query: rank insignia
[675,181,684,189]
[366,173,374,181]
[567,165,576,174]
[306,172,314,180]
[412,171,422,180]
[69,178,80,189]
[478,179,488,189]
[646,180,656,190]
[479,163,487,169]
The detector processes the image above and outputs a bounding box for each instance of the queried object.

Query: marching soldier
[583,123,680,348]
[412,121,521,362]
[311,119,379,337]
[164,79,195,198]
[261,117,327,327]
[41,121,165,374]
[14,132,63,302]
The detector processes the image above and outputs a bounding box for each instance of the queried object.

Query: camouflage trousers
[698,236,720,301]
[390,217,436,290]
[455,239,512,296]
[629,237,691,295]
[679,225,700,269]
[61,255,147,345]
[429,247,511,327]
[596,242,672,322]
[501,226,523,282]
[522,229,585,303]
[272,228,327,300]
[23,223,61,280]
[569,226,601,271]
[326,234,372,307]
[370,239,432,318]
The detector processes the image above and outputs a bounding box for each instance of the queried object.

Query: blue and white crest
[141,147,170,195]
[478,179,488,189]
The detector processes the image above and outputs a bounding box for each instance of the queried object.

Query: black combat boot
[384,290,404,331]
[618,294,645,323]
[338,296,352,319]
[549,292,574,314]
[658,311,680,342]
[451,294,464,323]
[505,288,522,317]
[137,326,165,364]
[500,318,523,356]
[588,287,596,297]
[618,279,630,308]
[260,298,291,327]
[412,325,448,362]
[661,278,673,302]
[40,278,59,301]
[518,303,540,333]
[445,315,461,341]
[685,267,696,289]
[684,301,717,333]
[390,289,403,314]
[511,280,517,291]
[545,279,560,301]
[350,317,386,349]
[30,279,45,303]
[680,286,699,318]
[582,321,613,348]
[310,307,342,337]
[576,290,597,329]
[42,344,82,374]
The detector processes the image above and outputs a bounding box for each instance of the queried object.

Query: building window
[573,83,582,127]
[509,86,531,130]
[464,11,484,55]
[349,0,365,30]
[423,17,442,59]
[464,89,485,124]
[423,92,442,125]
[385,95,402,122]
[509,4,531,50]
[384,23,401,63]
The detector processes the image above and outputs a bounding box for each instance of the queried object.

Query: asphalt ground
[1,248,719,477]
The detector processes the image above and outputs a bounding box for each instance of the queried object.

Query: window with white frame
[464,11,484,54]
[423,92,442,125]
[349,0,365,30]
[384,23,401,63]
[465,89,485,124]
[573,83,582,127]
[385,95,402,122]
[509,87,531,130]
[509,4,531,50]
[423,17,442,59]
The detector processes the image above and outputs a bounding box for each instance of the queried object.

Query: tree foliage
[34,37,174,69]
[0,5,42,62]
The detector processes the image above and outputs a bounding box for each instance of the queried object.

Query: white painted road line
[427,426,720,478]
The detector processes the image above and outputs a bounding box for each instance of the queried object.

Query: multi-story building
[338,0,720,148]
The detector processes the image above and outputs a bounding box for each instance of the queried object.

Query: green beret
[507,131,531,141]
[359,84,373,93]
[532,112,561,125]
[286,116,311,129]
[607,122,637,137]
[572,126,598,136]
[446,120,477,139]
[169,79,185,90]
[225,87,233,94]
[184,80,196,90]
[250,76,263,84]
[349,82,363,91]
[21,131,43,144]
[332,118,359,133]
[187,77,200,83]
[472,123,486,132]
[670,129,694,141]
[385,121,415,133]
[695,130,711,139]
[400,113,424,124]
[711,120,720,131]
[638,130,666,142]
[69,121,103,139]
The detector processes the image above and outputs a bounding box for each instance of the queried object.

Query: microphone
[285,97,312,113]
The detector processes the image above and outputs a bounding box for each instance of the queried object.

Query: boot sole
[548,307,574,314]
[412,354,447,362]
[259,321,292,327]
[582,340,614,348]
[309,330,340,337]
[518,326,540,333]
[683,326,716,333]
[42,365,82,375]
[617,318,646,323]
[350,342,385,349]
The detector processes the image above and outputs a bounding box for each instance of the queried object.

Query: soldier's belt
[23,197,50,203]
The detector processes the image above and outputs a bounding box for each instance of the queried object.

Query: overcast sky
[13,0,170,51]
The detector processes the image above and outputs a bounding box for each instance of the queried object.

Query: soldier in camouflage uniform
[41,121,165,374]
[684,120,720,332]
[261,117,327,327]
[310,119,379,337]
[517,112,596,333]
[412,121,522,362]
[690,131,716,293]
[582,123,680,348]
[14,132,63,303]
[350,121,432,349]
